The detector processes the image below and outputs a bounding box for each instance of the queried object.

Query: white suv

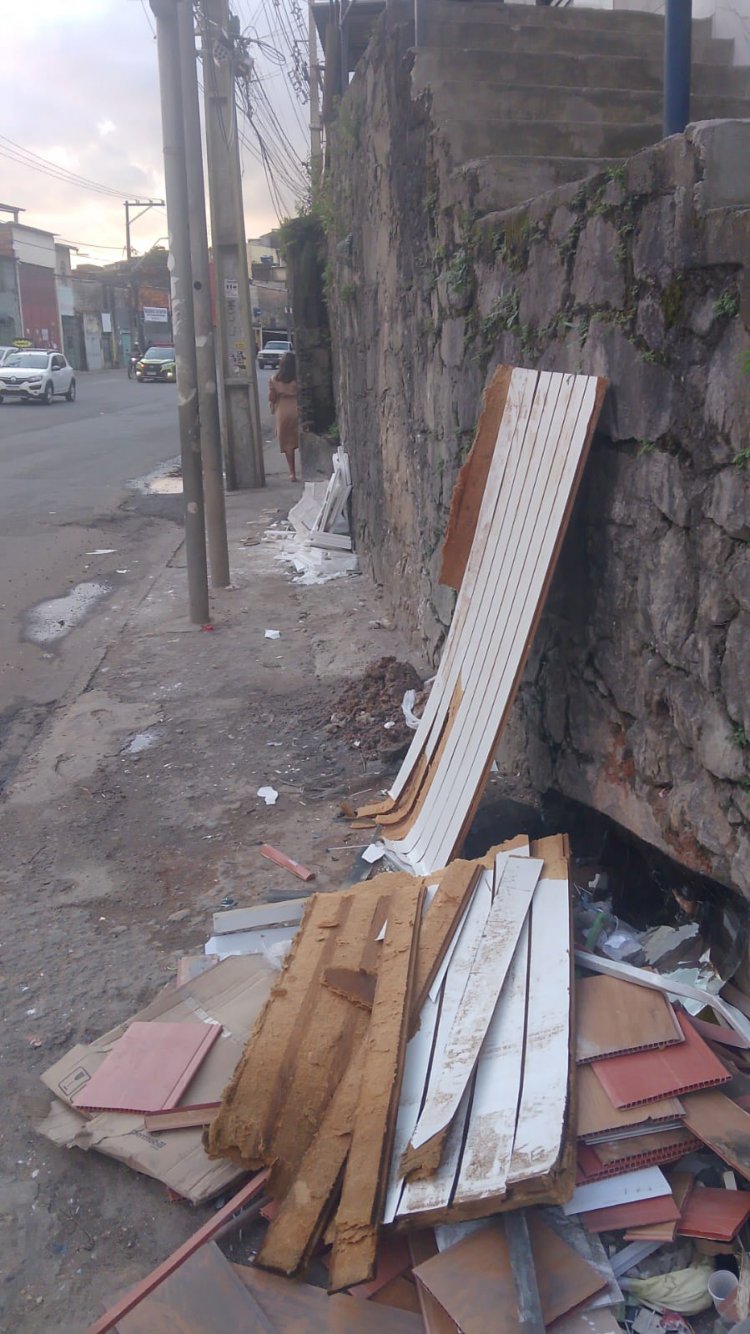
[0,350,76,404]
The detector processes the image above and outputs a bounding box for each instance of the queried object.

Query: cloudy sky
[4,0,310,265]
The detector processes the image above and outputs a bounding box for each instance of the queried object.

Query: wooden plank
[398,872,493,1180]
[575,949,750,1045]
[405,857,541,1177]
[370,1276,422,1314]
[329,876,426,1291]
[144,1103,220,1132]
[383,993,441,1225]
[407,374,603,872]
[412,1215,607,1332]
[451,918,530,1208]
[259,843,315,881]
[579,1193,680,1233]
[508,868,572,1187]
[590,1011,730,1109]
[359,369,538,819]
[576,975,684,1063]
[383,370,606,874]
[258,860,484,1277]
[411,858,483,1018]
[212,898,308,936]
[207,881,391,1192]
[85,1173,268,1334]
[438,364,513,591]
[682,1089,750,1182]
[117,1242,274,1333]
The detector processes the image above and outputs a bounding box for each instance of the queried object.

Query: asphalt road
[0,367,277,786]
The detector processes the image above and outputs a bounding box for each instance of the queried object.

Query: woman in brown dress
[268,351,300,481]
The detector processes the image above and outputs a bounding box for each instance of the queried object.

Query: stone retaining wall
[327,17,750,891]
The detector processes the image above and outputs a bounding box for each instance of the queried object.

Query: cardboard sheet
[39,956,274,1203]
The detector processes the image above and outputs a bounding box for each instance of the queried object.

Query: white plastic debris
[402,689,420,730]
[264,629,281,639]
[384,720,396,730]
[257,785,279,806]
[362,843,386,864]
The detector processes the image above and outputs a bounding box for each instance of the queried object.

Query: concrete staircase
[411,1,750,212]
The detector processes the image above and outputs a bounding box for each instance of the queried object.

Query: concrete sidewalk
[0,459,426,1331]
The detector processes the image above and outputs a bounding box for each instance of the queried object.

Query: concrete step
[445,153,619,213]
[422,79,750,126]
[421,17,732,62]
[428,1,709,36]
[443,116,660,162]
[413,47,750,97]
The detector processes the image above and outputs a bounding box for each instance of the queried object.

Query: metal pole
[200,0,265,490]
[308,2,323,195]
[150,0,210,625]
[125,202,133,261]
[664,0,692,137]
[177,0,231,589]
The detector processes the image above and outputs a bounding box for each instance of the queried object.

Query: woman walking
[268,351,300,481]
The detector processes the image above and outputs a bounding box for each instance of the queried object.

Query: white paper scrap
[264,629,281,639]
[257,786,279,806]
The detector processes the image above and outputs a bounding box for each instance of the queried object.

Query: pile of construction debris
[265,447,359,585]
[36,370,750,1329]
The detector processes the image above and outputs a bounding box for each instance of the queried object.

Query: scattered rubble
[326,656,424,757]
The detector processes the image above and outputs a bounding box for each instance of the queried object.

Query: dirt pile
[325,656,424,757]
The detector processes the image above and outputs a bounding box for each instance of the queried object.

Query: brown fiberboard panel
[206,880,393,1185]
[576,975,683,1064]
[439,365,513,592]
[329,876,426,1292]
[233,1263,426,1332]
[623,1171,694,1243]
[677,1186,750,1242]
[682,1089,750,1182]
[408,1232,459,1334]
[412,1214,606,1332]
[116,1242,274,1333]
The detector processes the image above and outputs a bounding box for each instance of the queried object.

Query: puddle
[25,581,112,645]
[129,459,183,495]
[121,729,161,755]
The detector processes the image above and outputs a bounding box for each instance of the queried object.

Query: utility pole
[663,0,692,136]
[308,3,323,195]
[200,0,265,490]
[177,0,230,588]
[149,0,210,625]
[124,198,165,260]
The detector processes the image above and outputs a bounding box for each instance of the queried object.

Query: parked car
[135,345,176,383]
[0,349,76,404]
[257,339,292,371]
[0,346,20,365]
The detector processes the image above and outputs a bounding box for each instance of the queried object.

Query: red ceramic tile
[590,1012,730,1109]
[677,1186,750,1242]
[73,1021,222,1114]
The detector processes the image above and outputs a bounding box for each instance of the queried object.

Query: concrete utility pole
[308,3,323,194]
[150,0,210,625]
[177,0,231,588]
[664,0,692,136]
[200,0,265,490]
[124,199,165,260]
